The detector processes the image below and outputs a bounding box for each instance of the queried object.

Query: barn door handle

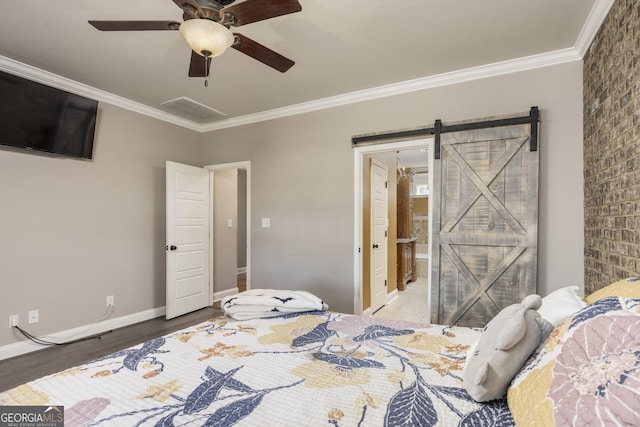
[166,245,177,251]
[372,244,379,249]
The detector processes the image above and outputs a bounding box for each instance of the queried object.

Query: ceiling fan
[89,0,301,80]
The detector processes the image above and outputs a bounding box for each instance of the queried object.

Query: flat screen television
[0,70,98,160]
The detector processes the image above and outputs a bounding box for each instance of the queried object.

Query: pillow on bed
[537,286,586,326]
[507,296,640,426]
[463,295,554,402]
[584,277,640,304]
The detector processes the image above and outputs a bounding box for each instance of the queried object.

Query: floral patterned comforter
[508,295,640,426]
[0,312,514,426]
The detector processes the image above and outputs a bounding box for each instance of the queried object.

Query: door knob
[166,245,177,251]
[373,244,379,249]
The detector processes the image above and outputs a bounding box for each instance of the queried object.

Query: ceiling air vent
[160,97,227,123]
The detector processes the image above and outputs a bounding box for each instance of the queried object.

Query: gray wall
[237,169,247,269]
[0,103,201,346]
[201,61,585,313]
[213,168,238,294]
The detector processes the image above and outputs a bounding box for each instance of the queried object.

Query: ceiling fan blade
[224,0,301,27]
[188,50,211,77]
[89,21,180,31]
[232,33,294,72]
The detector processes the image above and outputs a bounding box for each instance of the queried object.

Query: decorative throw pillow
[507,296,640,426]
[537,286,586,326]
[584,277,640,304]
[463,295,554,402]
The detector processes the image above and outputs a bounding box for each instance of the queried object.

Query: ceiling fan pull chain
[204,53,210,87]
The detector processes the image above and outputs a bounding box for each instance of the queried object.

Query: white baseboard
[386,289,399,304]
[361,289,399,316]
[0,306,165,361]
[213,287,238,302]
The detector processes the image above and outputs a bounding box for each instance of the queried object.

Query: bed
[0,311,511,426]
[1,279,638,426]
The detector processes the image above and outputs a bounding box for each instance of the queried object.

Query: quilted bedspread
[508,295,640,426]
[0,312,514,426]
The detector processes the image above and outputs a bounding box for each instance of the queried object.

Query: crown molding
[0,48,584,134]
[0,56,205,132]
[0,0,609,134]
[202,47,581,131]
[575,0,615,57]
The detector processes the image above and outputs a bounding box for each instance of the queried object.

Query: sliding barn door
[431,109,539,327]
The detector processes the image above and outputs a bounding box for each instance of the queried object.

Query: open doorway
[206,161,251,304]
[397,151,430,284]
[353,139,432,315]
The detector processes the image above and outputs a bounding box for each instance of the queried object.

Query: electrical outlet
[9,315,19,327]
[106,295,114,308]
[28,309,39,324]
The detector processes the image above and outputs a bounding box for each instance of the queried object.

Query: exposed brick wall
[583,0,640,295]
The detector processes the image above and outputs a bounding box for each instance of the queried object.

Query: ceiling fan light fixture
[179,18,234,58]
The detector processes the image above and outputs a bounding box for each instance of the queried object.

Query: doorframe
[353,139,433,315]
[205,161,251,304]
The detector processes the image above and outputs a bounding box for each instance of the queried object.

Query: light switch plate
[261,218,270,228]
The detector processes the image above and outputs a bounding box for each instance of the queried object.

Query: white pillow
[537,286,586,326]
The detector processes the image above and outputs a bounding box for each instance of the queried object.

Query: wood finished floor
[0,306,222,393]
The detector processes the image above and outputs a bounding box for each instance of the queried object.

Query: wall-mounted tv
[0,70,98,160]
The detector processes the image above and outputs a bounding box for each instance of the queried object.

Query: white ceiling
[0,0,608,131]
[397,148,429,170]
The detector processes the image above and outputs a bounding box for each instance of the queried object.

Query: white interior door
[166,161,210,319]
[370,158,388,312]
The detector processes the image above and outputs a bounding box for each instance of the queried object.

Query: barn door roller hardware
[434,106,539,159]
[351,107,539,159]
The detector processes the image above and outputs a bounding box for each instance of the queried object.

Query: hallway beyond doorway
[372,277,429,324]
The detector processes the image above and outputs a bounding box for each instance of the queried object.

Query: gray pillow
[463,295,554,402]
